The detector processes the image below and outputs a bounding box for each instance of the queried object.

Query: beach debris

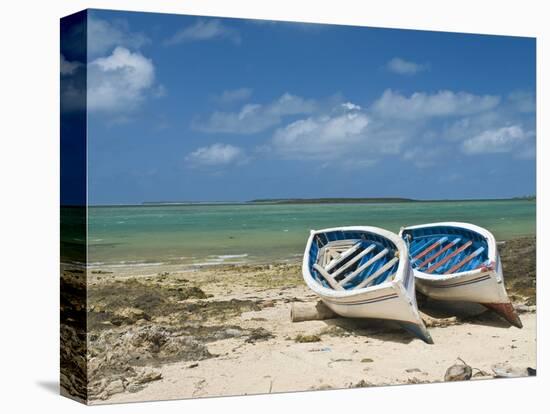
[309,347,332,352]
[444,358,473,381]
[328,358,353,368]
[515,304,536,314]
[348,379,374,388]
[472,369,491,378]
[318,325,350,337]
[420,311,458,328]
[405,368,422,373]
[135,367,162,384]
[294,333,321,343]
[245,327,274,343]
[491,363,534,378]
[406,377,430,384]
[361,358,374,363]
[290,300,337,322]
[187,363,199,369]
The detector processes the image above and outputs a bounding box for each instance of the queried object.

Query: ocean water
[84,200,536,270]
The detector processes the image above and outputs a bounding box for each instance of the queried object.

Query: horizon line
[78,194,536,208]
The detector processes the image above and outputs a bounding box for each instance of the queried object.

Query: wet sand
[61,237,536,404]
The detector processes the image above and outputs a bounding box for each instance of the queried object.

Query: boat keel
[398,320,434,344]
[482,302,523,328]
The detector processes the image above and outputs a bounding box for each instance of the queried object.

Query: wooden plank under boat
[399,222,522,328]
[302,226,433,343]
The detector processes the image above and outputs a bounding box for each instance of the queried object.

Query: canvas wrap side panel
[60,9,88,404]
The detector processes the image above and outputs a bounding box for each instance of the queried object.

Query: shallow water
[81,200,535,269]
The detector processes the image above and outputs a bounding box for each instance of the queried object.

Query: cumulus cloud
[213,88,253,104]
[508,91,536,113]
[372,89,500,120]
[88,16,150,57]
[164,19,241,45]
[87,47,155,112]
[272,110,370,160]
[462,125,533,155]
[194,93,317,134]
[185,143,247,167]
[60,54,81,75]
[386,57,429,75]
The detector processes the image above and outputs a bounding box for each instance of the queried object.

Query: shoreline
[61,236,536,403]
[85,236,536,278]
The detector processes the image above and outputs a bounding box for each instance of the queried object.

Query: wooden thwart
[425,240,473,273]
[325,242,363,272]
[354,257,399,289]
[331,244,376,279]
[313,264,343,290]
[413,237,448,261]
[417,238,461,268]
[338,248,388,287]
[444,247,484,274]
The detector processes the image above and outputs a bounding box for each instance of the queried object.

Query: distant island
[136,196,535,207]
[248,197,416,204]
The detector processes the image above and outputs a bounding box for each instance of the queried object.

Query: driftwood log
[290,301,337,322]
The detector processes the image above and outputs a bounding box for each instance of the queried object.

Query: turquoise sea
[83,200,536,270]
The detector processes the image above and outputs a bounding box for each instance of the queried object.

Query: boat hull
[303,226,433,343]
[400,222,522,328]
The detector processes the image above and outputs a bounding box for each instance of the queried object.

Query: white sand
[105,294,536,404]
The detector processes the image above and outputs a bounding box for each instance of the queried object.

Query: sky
[62,9,536,205]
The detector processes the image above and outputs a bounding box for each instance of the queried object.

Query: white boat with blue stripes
[302,226,432,344]
[399,222,522,328]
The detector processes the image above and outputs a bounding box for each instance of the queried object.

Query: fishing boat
[399,222,522,328]
[302,226,433,344]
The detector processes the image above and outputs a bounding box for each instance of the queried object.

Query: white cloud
[272,106,370,160]
[185,143,247,167]
[164,19,241,45]
[60,54,81,75]
[341,102,361,111]
[372,89,500,120]
[214,88,253,104]
[87,47,155,112]
[194,93,316,134]
[462,125,532,155]
[88,17,149,57]
[508,91,536,113]
[386,57,429,75]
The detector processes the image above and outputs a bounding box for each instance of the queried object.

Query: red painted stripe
[425,241,472,274]
[413,237,446,261]
[417,240,458,268]
[445,249,482,274]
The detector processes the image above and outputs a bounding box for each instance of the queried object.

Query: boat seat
[417,238,461,268]
[331,244,376,279]
[354,257,399,289]
[424,240,473,273]
[338,248,388,287]
[444,247,485,274]
[412,237,448,262]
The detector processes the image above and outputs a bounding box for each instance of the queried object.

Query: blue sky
[64,9,536,204]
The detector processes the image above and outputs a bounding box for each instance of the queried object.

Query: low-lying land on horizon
[118,195,537,207]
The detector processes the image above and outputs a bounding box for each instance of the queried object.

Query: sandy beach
[61,237,536,404]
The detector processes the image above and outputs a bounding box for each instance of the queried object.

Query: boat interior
[308,230,399,291]
[401,225,490,275]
